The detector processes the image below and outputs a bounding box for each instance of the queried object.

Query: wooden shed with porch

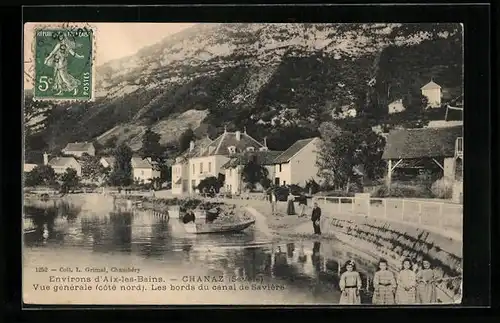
[382,126,463,187]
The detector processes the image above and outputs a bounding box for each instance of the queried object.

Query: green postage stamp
[33,25,95,101]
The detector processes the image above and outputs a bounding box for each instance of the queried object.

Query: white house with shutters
[222,145,283,195]
[171,136,213,195]
[171,128,266,195]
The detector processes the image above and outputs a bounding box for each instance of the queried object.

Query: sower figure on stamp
[44,32,84,96]
[311,202,321,235]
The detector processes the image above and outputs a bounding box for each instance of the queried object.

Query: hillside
[24,23,463,155]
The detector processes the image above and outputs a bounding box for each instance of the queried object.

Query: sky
[24,22,197,89]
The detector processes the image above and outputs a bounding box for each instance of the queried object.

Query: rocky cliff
[26,23,463,154]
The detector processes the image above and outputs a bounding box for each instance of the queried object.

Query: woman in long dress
[416,259,438,304]
[395,258,417,304]
[286,192,295,215]
[44,33,84,95]
[372,259,396,305]
[339,260,362,305]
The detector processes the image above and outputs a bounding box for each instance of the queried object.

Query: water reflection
[24,201,385,303]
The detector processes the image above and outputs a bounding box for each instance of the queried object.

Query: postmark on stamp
[33,24,94,101]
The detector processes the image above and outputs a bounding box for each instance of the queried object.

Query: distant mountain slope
[25,23,463,154]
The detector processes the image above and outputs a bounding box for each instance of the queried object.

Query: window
[279,164,282,172]
[283,181,286,186]
[246,146,255,152]
[200,162,203,173]
[208,162,212,173]
[192,164,195,175]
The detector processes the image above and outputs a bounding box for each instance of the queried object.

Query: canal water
[23,200,379,305]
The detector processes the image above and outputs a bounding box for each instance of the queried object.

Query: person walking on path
[298,195,307,217]
[311,202,322,235]
[286,192,296,215]
[339,260,362,305]
[270,190,277,216]
[395,258,417,304]
[372,259,396,305]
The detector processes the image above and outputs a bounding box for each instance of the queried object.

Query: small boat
[183,219,256,234]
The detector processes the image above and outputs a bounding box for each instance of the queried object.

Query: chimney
[235,131,241,141]
[43,152,49,165]
[263,136,267,147]
[189,140,195,152]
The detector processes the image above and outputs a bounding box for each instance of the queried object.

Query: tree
[316,121,386,191]
[104,136,118,149]
[24,165,56,187]
[197,176,224,193]
[60,168,79,193]
[108,143,133,187]
[92,140,105,156]
[140,128,164,162]
[241,158,269,191]
[178,128,195,152]
[80,153,106,183]
[24,98,52,136]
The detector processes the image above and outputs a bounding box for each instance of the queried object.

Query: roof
[176,137,213,163]
[382,126,462,160]
[63,142,94,152]
[196,131,265,157]
[273,137,318,164]
[131,157,156,169]
[421,81,441,90]
[100,156,116,166]
[222,150,284,169]
[48,157,79,167]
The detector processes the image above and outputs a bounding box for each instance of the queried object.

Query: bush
[305,179,320,195]
[431,177,454,199]
[371,183,433,198]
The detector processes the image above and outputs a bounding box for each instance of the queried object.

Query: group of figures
[339,258,441,305]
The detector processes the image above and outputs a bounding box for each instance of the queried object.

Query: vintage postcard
[23,22,463,306]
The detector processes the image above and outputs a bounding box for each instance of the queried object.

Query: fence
[312,196,463,235]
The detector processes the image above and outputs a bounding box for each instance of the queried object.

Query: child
[395,258,417,304]
[339,260,362,305]
[372,259,396,305]
[416,259,438,304]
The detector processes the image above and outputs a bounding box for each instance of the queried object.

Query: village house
[99,156,116,169]
[171,128,266,195]
[131,157,161,184]
[62,141,96,157]
[421,80,442,108]
[382,125,463,202]
[272,137,322,187]
[47,155,82,176]
[171,136,213,195]
[222,143,283,195]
